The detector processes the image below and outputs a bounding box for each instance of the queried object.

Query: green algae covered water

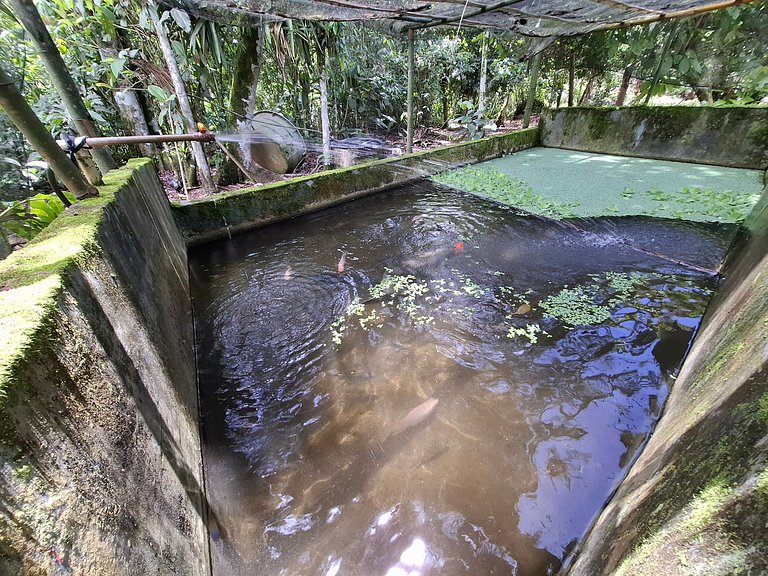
[189,181,732,576]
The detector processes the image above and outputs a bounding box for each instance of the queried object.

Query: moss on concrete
[171,128,539,244]
[0,158,151,403]
[541,107,768,170]
[747,118,768,149]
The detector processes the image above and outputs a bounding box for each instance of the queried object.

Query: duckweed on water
[507,323,543,345]
[432,166,581,219]
[433,164,758,222]
[539,286,613,327]
[539,272,648,328]
[646,186,758,223]
[330,268,712,346]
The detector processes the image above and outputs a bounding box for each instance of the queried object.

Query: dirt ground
[163,116,539,202]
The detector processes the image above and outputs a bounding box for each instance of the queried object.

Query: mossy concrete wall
[540,107,768,169]
[171,128,539,244]
[0,160,209,575]
[568,170,768,574]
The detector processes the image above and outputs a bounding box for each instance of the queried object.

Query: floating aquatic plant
[432,166,580,219]
[539,285,613,327]
[617,186,760,223]
[507,323,543,344]
[539,271,710,329]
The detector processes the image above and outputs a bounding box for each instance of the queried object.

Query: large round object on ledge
[247,111,306,174]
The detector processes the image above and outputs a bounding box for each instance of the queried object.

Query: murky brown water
[189,182,731,576]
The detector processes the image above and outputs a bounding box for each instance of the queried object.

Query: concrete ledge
[171,128,539,245]
[0,160,209,575]
[541,107,768,169]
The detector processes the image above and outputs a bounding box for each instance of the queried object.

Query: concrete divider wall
[568,170,768,574]
[0,159,209,575]
[540,106,768,169]
[171,127,539,245]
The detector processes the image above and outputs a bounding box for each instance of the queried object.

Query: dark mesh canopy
[162,0,750,36]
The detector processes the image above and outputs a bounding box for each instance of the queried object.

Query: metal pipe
[69,131,216,149]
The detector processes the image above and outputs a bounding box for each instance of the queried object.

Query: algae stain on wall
[0,159,209,576]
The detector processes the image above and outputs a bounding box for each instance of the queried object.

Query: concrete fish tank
[0,107,767,576]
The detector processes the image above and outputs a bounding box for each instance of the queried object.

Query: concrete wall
[0,160,209,575]
[540,106,768,169]
[172,128,539,245]
[568,170,768,574]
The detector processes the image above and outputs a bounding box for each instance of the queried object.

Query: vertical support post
[478,31,488,116]
[0,65,97,198]
[406,28,415,154]
[523,51,543,129]
[568,50,575,107]
[150,0,216,194]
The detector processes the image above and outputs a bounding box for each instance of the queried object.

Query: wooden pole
[584,0,751,34]
[318,50,332,166]
[406,29,415,154]
[149,1,216,194]
[9,0,115,180]
[0,65,97,199]
[478,31,488,116]
[568,50,575,107]
[522,51,543,129]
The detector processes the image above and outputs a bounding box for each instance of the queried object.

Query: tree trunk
[523,51,543,129]
[0,64,97,198]
[477,31,488,116]
[114,89,156,157]
[300,75,312,130]
[578,74,595,106]
[318,53,331,166]
[568,51,575,107]
[9,0,115,181]
[441,77,450,127]
[616,66,634,106]
[222,25,265,183]
[496,91,510,126]
[149,1,215,194]
[406,29,415,153]
[97,47,156,158]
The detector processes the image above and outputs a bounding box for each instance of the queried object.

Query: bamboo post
[9,0,115,181]
[523,51,543,129]
[478,31,488,116]
[568,51,575,107]
[149,0,216,195]
[0,65,97,199]
[406,29,415,154]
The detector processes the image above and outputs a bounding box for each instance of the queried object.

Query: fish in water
[381,398,439,442]
[337,251,347,274]
[454,241,464,255]
[283,265,294,280]
[402,246,455,271]
[513,303,531,315]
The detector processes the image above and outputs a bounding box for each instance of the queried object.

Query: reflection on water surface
[190,182,730,575]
